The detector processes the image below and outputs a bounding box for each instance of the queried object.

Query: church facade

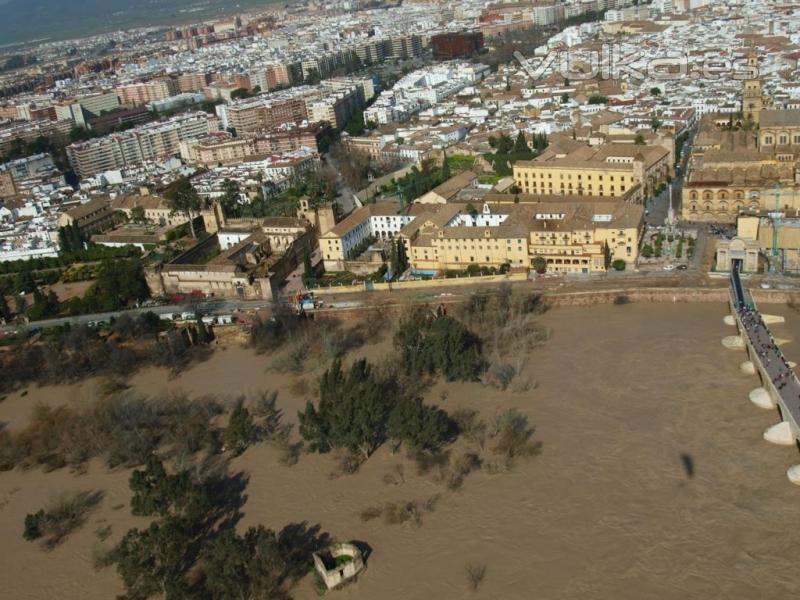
[681,49,800,223]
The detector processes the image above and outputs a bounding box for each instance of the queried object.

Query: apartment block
[117,79,179,106]
[390,34,424,59]
[217,91,309,134]
[179,133,257,166]
[0,170,16,200]
[176,72,210,93]
[217,83,366,134]
[66,112,215,178]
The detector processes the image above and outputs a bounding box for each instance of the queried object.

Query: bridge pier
[787,465,800,485]
[749,387,775,409]
[722,335,745,349]
[740,361,756,375]
[763,421,795,446]
[761,314,786,325]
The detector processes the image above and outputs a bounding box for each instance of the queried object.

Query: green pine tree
[513,131,529,154]
[302,252,315,286]
[441,150,451,179]
[0,294,11,322]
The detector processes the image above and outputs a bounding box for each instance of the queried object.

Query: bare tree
[466,563,486,591]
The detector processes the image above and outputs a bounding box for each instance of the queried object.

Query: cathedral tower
[742,45,763,125]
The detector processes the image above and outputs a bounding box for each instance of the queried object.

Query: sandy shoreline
[2,302,800,599]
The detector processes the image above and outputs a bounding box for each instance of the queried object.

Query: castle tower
[201,200,227,234]
[742,45,763,125]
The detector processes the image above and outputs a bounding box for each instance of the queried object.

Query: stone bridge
[727,260,800,484]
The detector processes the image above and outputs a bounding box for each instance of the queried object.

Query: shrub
[451,409,487,449]
[359,505,384,522]
[447,452,482,490]
[23,510,44,541]
[225,399,258,456]
[384,500,423,527]
[612,259,626,271]
[483,362,516,390]
[490,409,540,464]
[23,491,104,549]
[334,450,364,476]
[320,323,366,360]
[129,457,214,522]
[1,393,225,472]
[466,563,487,592]
[412,448,451,476]
[249,302,301,353]
[270,344,308,374]
[532,256,546,273]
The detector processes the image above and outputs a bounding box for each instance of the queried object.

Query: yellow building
[319,195,645,275]
[112,192,189,227]
[398,204,529,271]
[526,202,643,273]
[398,200,645,274]
[512,142,669,200]
[319,201,415,271]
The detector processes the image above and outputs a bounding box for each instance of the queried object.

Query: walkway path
[731,261,800,439]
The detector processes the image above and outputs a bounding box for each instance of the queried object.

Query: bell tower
[742,45,763,125]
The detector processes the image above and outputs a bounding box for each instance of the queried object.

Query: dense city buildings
[66,112,216,178]
[6,3,800,600]
[3,0,800,269]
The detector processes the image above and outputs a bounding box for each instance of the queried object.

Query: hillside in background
[0,0,280,46]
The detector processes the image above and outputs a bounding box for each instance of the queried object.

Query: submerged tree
[394,306,485,381]
[203,526,288,600]
[298,359,394,459]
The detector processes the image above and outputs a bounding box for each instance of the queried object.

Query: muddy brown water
[1,302,799,599]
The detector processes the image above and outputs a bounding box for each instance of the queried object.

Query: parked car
[677,264,688,270]
[663,264,675,271]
